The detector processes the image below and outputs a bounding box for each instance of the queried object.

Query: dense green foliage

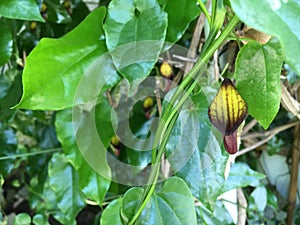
[0,0,300,224]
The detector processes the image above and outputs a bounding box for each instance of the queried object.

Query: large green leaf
[121,177,197,225]
[48,153,86,223]
[104,0,167,82]
[223,163,265,191]
[250,186,267,212]
[236,41,283,129]
[0,20,13,66]
[78,159,111,205]
[56,100,113,204]
[12,213,31,225]
[0,69,18,100]
[100,198,123,225]
[0,0,44,21]
[165,106,199,173]
[37,176,75,225]
[32,214,50,225]
[175,91,265,210]
[15,7,118,110]
[0,126,18,177]
[55,109,83,168]
[72,97,114,180]
[174,90,227,210]
[196,201,234,225]
[230,0,300,75]
[162,0,200,43]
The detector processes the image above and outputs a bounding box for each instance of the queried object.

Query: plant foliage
[1,0,299,224]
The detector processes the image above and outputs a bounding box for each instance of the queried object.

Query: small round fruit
[160,61,173,78]
[41,3,47,13]
[111,135,120,147]
[143,97,154,110]
[30,22,37,31]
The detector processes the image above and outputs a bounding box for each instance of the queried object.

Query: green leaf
[13,213,31,225]
[48,153,86,222]
[78,159,111,205]
[0,0,44,22]
[32,214,50,225]
[175,90,228,210]
[100,198,123,225]
[250,186,267,212]
[196,203,226,225]
[236,41,283,129]
[15,7,118,110]
[0,20,13,66]
[0,126,18,177]
[56,96,114,172]
[230,0,300,75]
[121,177,197,225]
[0,69,18,99]
[163,0,200,43]
[37,177,75,225]
[165,106,199,172]
[56,101,113,205]
[104,0,167,82]
[224,162,265,191]
[55,109,83,168]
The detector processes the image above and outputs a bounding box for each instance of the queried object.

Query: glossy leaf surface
[236,41,283,129]
[48,153,85,223]
[104,0,167,82]
[163,0,200,43]
[230,0,300,75]
[0,0,44,21]
[0,21,13,66]
[16,7,114,110]
[121,177,197,225]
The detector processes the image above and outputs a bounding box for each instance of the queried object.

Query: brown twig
[213,50,219,81]
[184,0,211,76]
[241,119,257,135]
[155,80,162,116]
[237,188,247,225]
[235,121,300,158]
[286,88,300,225]
[106,90,115,107]
[281,82,300,120]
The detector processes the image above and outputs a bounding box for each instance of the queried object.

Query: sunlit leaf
[48,153,85,222]
[120,177,197,225]
[15,7,116,110]
[162,0,200,43]
[230,0,300,75]
[12,213,31,225]
[104,0,167,82]
[100,198,123,225]
[0,0,44,21]
[236,41,283,129]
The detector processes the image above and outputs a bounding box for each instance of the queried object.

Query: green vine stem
[128,14,240,225]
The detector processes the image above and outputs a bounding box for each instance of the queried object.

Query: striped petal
[208,78,248,135]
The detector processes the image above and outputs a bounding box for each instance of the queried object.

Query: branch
[286,88,300,225]
[184,0,211,76]
[237,188,247,225]
[235,121,300,158]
